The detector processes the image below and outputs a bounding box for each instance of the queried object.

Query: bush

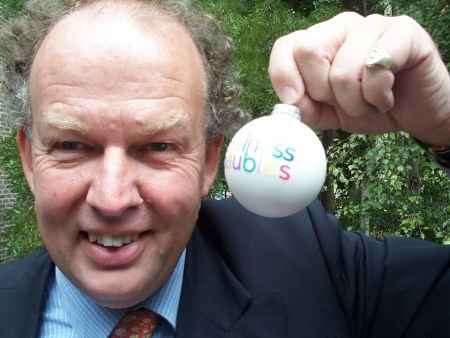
[0,0,449,263]
[0,134,40,260]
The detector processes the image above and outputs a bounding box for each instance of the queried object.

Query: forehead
[29,4,206,131]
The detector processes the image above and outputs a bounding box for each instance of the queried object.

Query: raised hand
[269,12,450,146]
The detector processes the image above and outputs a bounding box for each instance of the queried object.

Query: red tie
[109,308,160,338]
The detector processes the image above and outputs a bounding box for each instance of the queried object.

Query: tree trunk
[362,0,368,15]
[319,130,337,213]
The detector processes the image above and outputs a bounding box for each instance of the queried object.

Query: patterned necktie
[109,308,160,338]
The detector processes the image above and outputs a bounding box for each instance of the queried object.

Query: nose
[86,146,143,217]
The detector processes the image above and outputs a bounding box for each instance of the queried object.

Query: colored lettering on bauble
[225,137,297,182]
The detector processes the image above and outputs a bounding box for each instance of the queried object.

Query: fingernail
[278,86,299,104]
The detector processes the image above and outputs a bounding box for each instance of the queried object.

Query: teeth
[102,235,113,247]
[87,234,138,247]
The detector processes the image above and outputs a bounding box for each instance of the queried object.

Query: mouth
[83,232,140,248]
[80,231,149,268]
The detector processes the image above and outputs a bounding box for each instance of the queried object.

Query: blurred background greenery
[1,0,449,261]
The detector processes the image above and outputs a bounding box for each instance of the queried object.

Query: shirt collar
[141,249,185,329]
[55,249,186,336]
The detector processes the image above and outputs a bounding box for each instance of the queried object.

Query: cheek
[139,165,204,218]
[33,170,86,268]
[32,167,89,223]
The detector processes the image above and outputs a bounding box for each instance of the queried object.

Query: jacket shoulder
[0,248,51,289]
[198,197,337,250]
[197,198,340,290]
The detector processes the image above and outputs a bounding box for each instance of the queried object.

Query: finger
[292,21,346,105]
[361,16,433,113]
[330,14,390,117]
[362,66,395,113]
[299,96,398,133]
[269,12,363,106]
[296,95,340,130]
[368,15,434,74]
[334,106,398,133]
[361,16,437,116]
[366,16,446,140]
[269,32,306,104]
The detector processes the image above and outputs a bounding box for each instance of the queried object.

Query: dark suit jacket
[1,198,449,338]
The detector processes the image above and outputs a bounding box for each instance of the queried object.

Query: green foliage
[202,0,450,244]
[390,0,450,65]
[0,134,40,260]
[1,0,450,263]
[328,133,450,241]
[199,0,341,116]
[0,0,24,17]
[323,0,450,242]
[201,0,342,200]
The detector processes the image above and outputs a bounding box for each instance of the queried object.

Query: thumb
[269,34,305,104]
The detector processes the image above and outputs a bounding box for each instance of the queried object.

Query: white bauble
[224,104,327,217]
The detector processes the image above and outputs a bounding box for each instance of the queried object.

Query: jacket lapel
[0,249,52,338]
[176,227,287,338]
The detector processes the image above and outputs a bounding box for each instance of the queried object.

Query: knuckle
[269,36,293,74]
[395,15,416,25]
[309,89,331,103]
[391,15,434,54]
[267,63,280,80]
[362,86,382,107]
[267,63,280,79]
[272,36,285,50]
[366,13,385,23]
[273,31,300,50]
[268,62,287,84]
[293,34,331,67]
[335,11,363,22]
[270,39,284,58]
[295,42,323,62]
[393,15,419,33]
[306,80,332,102]
[366,13,382,20]
[330,67,354,88]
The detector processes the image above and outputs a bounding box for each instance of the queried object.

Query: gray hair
[0,0,249,139]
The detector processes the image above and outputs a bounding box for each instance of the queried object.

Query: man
[0,1,449,337]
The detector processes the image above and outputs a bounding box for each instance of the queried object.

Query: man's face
[18,10,221,308]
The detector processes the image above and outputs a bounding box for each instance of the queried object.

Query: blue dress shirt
[39,250,186,338]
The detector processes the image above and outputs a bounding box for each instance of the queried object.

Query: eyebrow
[134,109,190,135]
[41,110,89,135]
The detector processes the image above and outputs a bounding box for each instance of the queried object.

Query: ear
[201,135,224,197]
[17,128,35,194]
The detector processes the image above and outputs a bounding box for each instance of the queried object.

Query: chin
[98,296,145,309]
[87,283,151,309]
[72,269,157,309]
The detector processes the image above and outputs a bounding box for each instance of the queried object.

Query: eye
[48,140,95,165]
[57,141,87,151]
[134,142,179,164]
[147,143,171,152]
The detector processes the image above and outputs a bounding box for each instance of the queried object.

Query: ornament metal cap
[272,103,301,121]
